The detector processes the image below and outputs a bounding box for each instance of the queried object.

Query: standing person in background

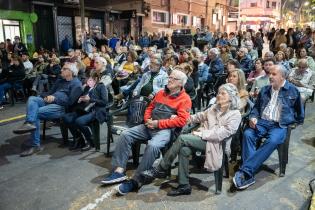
[6,39,13,53]
[109,33,120,52]
[229,32,239,58]
[254,32,264,58]
[139,32,151,48]
[61,35,72,55]
[274,29,287,52]
[13,36,27,56]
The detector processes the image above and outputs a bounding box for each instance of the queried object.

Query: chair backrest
[126,96,150,127]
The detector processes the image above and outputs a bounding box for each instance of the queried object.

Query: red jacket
[144,88,191,129]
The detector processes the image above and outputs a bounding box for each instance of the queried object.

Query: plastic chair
[7,79,26,105]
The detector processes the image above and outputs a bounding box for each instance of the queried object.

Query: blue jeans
[240,119,287,177]
[62,112,95,142]
[0,82,12,103]
[111,124,171,183]
[26,96,65,146]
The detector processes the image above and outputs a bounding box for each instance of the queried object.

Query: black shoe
[167,184,192,196]
[141,166,167,180]
[81,144,91,152]
[20,146,43,157]
[13,122,36,134]
[69,136,85,151]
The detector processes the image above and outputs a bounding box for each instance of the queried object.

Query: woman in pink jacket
[142,83,242,196]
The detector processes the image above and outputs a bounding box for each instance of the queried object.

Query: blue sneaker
[117,179,138,195]
[101,172,127,184]
[233,171,255,190]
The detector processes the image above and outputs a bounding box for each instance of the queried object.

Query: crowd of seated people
[0,27,314,196]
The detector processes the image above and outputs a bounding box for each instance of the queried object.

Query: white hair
[171,69,188,87]
[209,48,220,56]
[279,43,287,49]
[95,56,107,66]
[64,62,79,76]
[239,47,248,54]
[275,64,289,78]
[191,47,201,55]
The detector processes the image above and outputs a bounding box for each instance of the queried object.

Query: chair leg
[106,122,112,157]
[214,167,223,195]
[278,127,291,177]
[224,154,229,178]
[93,121,100,151]
[9,89,14,106]
[132,143,141,166]
[59,119,69,145]
[42,120,46,141]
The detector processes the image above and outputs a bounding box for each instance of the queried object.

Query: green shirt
[140,72,158,97]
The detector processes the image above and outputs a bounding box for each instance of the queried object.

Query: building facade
[239,0,281,31]
[103,0,230,37]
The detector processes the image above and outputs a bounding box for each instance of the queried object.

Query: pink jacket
[190,105,241,171]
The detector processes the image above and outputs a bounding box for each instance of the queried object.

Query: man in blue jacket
[13,63,83,157]
[205,48,224,82]
[237,47,253,76]
[233,64,304,189]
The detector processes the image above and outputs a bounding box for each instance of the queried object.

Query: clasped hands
[44,95,55,103]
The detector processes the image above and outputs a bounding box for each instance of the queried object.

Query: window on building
[250,2,257,7]
[266,1,270,8]
[177,15,189,25]
[152,11,168,24]
[271,1,277,9]
[0,19,21,43]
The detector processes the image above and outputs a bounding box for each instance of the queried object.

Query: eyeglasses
[168,76,181,81]
[298,66,307,69]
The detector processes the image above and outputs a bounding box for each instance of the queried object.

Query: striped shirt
[262,81,286,122]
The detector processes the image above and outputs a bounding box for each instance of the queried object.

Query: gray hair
[279,43,287,49]
[95,56,107,66]
[209,48,220,56]
[239,47,248,54]
[171,69,188,87]
[275,64,289,78]
[152,53,163,66]
[64,62,79,76]
[191,47,201,56]
[264,51,274,58]
[218,83,240,110]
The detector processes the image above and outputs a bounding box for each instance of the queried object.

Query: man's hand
[148,94,154,100]
[44,95,55,103]
[145,118,158,129]
[79,95,90,102]
[249,118,257,129]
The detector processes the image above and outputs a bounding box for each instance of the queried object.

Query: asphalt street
[0,99,314,210]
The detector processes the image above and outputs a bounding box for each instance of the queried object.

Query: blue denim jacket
[239,55,253,74]
[198,63,209,83]
[249,81,304,128]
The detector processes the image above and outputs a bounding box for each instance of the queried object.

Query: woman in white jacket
[141,83,242,196]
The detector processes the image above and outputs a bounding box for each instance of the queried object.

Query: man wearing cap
[13,62,83,157]
[13,36,27,56]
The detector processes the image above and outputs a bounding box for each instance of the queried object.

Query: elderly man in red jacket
[101,69,191,195]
